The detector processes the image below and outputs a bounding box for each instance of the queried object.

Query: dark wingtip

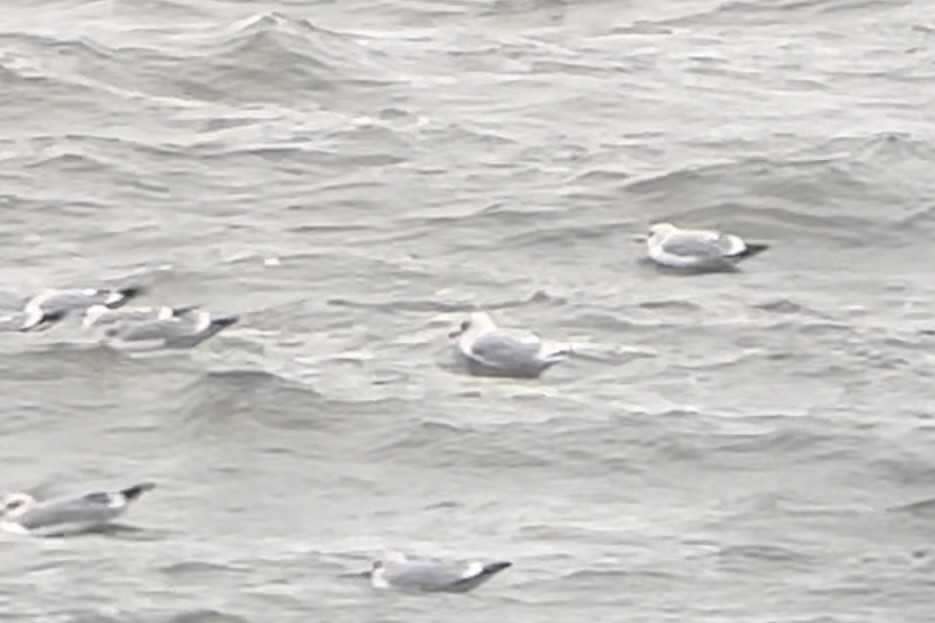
[103,285,147,309]
[121,482,156,500]
[118,285,147,299]
[483,561,513,574]
[740,242,770,258]
[210,314,240,328]
[19,315,58,332]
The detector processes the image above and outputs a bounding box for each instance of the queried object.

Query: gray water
[2,0,935,620]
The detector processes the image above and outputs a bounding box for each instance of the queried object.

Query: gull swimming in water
[19,286,145,332]
[641,222,769,271]
[0,482,155,537]
[81,303,201,330]
[361,552,512,593]
[448,311,572,379]
[92,309,240,351]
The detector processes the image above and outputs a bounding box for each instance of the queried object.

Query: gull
[640,222,769,271]
[81,303,201,330]
[361,552,512,593]
[19,286,145,332]
[448,311,571,379]
[93,309,240,351]
[0,482,155,537]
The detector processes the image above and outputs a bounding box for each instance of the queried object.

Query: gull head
[358,551,408,581]
[367,560,383,577]
[447,312,497,340]
[19,307,67,332]
[0,492,36,518]
[82,304,113,329]
[105,285,146,308]
[448,318,472,340]
[648,222,679,240]
[634,222,678,244]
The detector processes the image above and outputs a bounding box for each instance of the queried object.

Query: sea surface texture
[1,0,935,621]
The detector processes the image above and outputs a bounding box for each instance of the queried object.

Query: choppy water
[2,0,935,620]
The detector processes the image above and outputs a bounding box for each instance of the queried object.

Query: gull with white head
[91,309,240,352]
[640,222,769,272]
[19,286,145,332]
[360,552,512,593]
[0,482,155,537]
[448,311,572,379]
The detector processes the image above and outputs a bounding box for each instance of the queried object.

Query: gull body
[20,286,144,332]
[363,553,512,593]
[448,311,571,379]
[93,310,239,351]
[81,304,200,330]
[643,222,769,271]
[0,482,155,537]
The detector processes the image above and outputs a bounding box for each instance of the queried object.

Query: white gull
[641,222,769,271]
[448,311,571,379]
[90,309,240,352]
[19,286,145,332]
[361,552,512,593]
[0,482,155,537]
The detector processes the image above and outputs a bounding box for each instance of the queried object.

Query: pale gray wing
[107,318,192,343]
[90,310,151,328]
[468,332,544,370]
[661,232,732,258]
[41,291,103,313]
[115,310,162,323]
[17,493,120,531]
[385,561,464,589]
[91,306,199,329]
[104,313,237,349]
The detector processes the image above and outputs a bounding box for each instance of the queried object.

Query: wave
[127,13,400,105]
[326,287,564,314]
[0,12,401,114]
[889,496,935,516]
[166,609,252,623]
[622,133,935,243]
[175,368,323,427]
[616,0,906,30]
[110,0,212,21]
[368,418,558,468]
[716,542,817,569]
[711,427,846,458]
